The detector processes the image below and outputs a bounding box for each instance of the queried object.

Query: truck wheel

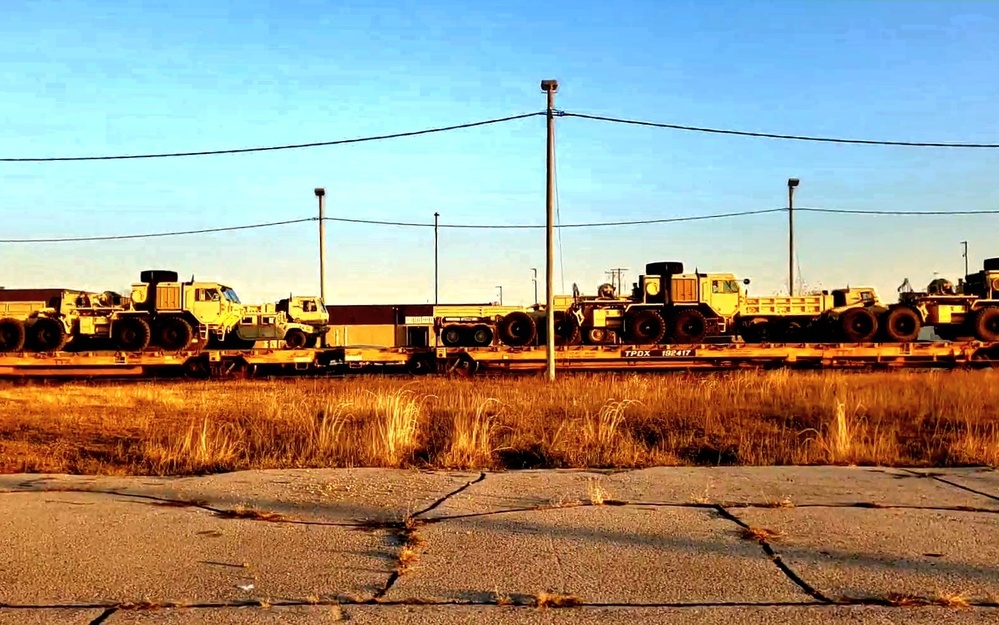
[627,309,666,344]
[284,328,308,349]
[670,309,707,344]
[971,307,999,342]
[882,306,922,342]
[115,317,152,351]
[840,308,878,342]
[498,311,537,347]
[157,317,194,351]
[470,324,494,347]
[0,319,26,352]
[441,325,466,347]
[305,335,319,349]
[30,317,66,352]
[553,310,582,345]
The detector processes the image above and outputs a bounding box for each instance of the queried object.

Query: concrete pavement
[0,466,997,624]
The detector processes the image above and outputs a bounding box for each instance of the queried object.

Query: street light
[961,240,969,277]
[496,285,503,306]
[531,268,538,306]
[787,178,799,296]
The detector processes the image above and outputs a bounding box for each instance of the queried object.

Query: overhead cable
[798,207,999,215]
[563,112,999,148]
[0,217,318,243]
[0,112,545,162]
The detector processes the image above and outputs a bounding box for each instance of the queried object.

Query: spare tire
[498,311,536,347]
[139,269,179,284]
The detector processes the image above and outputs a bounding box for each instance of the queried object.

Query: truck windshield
[222,288,241,304]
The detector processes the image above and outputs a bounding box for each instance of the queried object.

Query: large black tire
[469,324,494,347]
[626,309,666,344]
[156,316,194,351]
[670,308,707,344]
[881,306,922,342]
[840,308,878,342]
[0,318,26,352]
[114,317,152,351]
[139,269,179,283]
[441,325,466,347]
[498,311,537,347]
[305,335,319,349]
[29,317,66,352]
[552,311,582,345]
[971,306,999,342]
[284,328,308,349]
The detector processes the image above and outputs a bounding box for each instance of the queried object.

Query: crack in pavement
[87,607,117,624]
[371,472,488,602]
[712,504,833,604]
[900,468,999,503]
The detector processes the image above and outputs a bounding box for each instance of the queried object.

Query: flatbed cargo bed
[2,340,998,380]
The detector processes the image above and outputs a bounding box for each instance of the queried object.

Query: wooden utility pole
[315,187,327,348]
[541,79,559,382]
[434,212,440,304]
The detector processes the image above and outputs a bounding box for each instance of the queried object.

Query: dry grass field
[1,369,997,475]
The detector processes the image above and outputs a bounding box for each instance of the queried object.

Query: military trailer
[893,257,999,342]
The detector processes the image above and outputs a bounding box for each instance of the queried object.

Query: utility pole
[434,212,440,305]
[541,78,558,382]
[531,268,538,306]
[961,240,969,277]
[315,187,327,348]
[787,178,799,296]
[605,268,628,294]
[496,285,503,305]
[315,188,327,302]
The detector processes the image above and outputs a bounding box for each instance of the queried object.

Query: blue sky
[3,0,999,306]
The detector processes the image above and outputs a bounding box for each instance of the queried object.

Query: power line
[7,204,997,244]
[563,112,999,148]
[327,208,785,229]
[0,112,545,162]
[0,217,317,243]
[799,207,999,215]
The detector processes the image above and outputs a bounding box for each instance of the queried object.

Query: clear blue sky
[3,0,999,306]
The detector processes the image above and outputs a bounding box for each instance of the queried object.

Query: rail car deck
[1,340,998,380]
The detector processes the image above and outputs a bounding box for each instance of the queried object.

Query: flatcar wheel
[447,354,478,377]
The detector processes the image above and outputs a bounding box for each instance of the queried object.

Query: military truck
[893,257,999,342]
[539,261,891,346]
[0,288,118,352]
[275,295,331,348]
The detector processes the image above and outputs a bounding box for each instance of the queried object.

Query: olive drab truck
[893,257,999,342]
[537,261,893,346]
[275,295,331,347]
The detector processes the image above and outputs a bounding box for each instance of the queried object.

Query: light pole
[531,268,538,306]
[496,285,503,306]
[961,240,969,277]
[787,178,799,296]
[434,212,440,305]
[542,78,559,381]
[315,187,327,348]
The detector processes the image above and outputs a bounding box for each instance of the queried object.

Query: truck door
[709,279,742,318]
[193,287,224,326]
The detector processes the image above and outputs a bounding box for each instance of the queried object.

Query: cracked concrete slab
[736,507,999,603]
[386,504,812,604]
[904,468,999,503]
[419,468,997,522]
[101,604,999,624]
[0,609,109,624]
[0,491,394,606]
[0,469,480,524]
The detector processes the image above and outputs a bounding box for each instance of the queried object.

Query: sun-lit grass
[1,369,998,475]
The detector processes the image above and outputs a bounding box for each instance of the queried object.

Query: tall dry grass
[1,369,998,475]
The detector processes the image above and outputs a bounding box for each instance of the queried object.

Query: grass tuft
[534,592,583,608]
